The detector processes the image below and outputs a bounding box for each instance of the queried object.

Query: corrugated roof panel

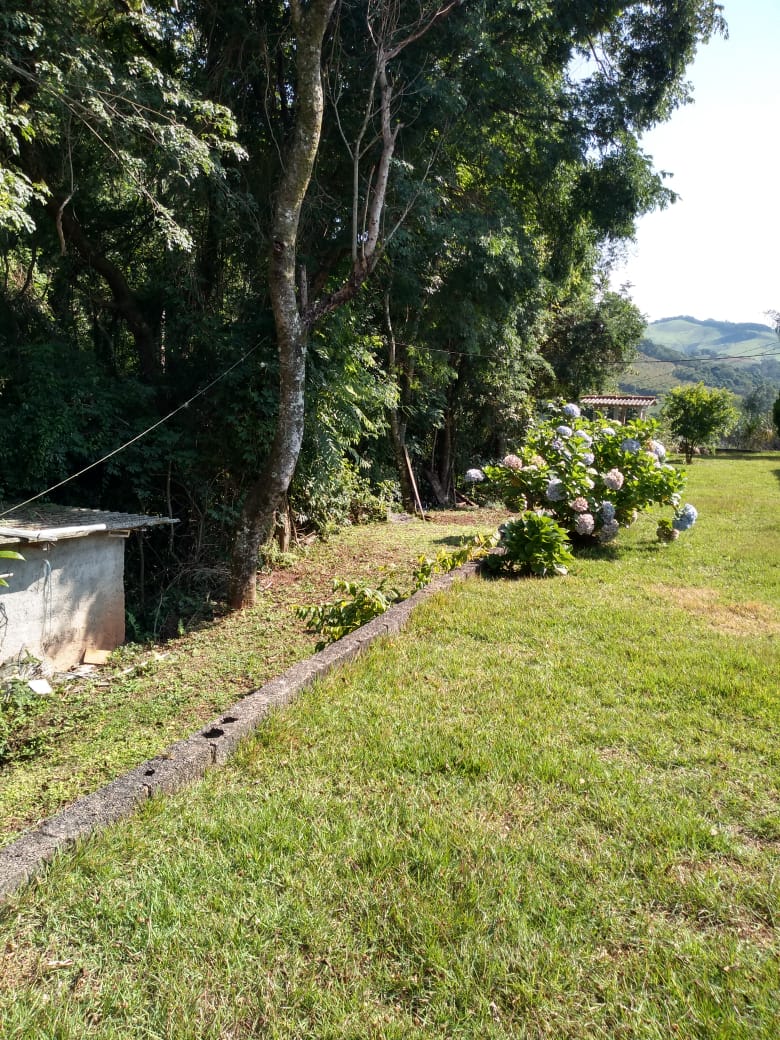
[0,506,175,545]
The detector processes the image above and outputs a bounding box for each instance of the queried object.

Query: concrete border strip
[0,561,480,901]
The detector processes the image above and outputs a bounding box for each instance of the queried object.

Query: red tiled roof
[580,395,657,407]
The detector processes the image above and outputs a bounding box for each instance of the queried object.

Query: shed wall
[0,534,126,670]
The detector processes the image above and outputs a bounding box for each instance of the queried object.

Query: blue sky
[609,1,780,327]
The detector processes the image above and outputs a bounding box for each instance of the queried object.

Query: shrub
[297,535,495,647]
[412,534,496,590]
[296,579,404,649]
[477,402,696,547]
[482,513,574,577]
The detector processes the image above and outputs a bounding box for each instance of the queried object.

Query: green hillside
[619,316,780,402]
[643,316,779,358]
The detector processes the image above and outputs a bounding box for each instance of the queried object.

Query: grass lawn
[0,455,778,1038]
[0,510,507,846]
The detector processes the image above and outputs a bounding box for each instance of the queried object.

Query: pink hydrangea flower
[502,454,523,471]
[571,496,589,513]
[602,468,624,491]
[575,513,595,536]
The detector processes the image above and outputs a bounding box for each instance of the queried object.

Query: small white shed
[0,506,174,670]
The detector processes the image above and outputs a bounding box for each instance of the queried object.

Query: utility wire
[402,342,780,365]
[0,343,262,520]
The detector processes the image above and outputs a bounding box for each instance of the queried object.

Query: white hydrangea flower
[546,478,565,502]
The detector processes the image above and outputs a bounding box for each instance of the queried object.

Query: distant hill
[619,316,780,402]
[643,316,779,358]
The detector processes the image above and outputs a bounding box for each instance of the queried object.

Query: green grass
[0,456,778,1038]
[0,511,506,845]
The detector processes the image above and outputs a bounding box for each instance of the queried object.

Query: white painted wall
[0,534,126,670]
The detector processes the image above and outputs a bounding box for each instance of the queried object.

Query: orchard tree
[662,383,739,463]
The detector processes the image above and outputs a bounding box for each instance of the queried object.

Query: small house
[0,506,175,671]
[579,394,657,423]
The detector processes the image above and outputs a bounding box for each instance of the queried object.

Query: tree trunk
[227,0,458,608]
[227,0,336,609]
[46,195,160,381]
[383,290,415,512]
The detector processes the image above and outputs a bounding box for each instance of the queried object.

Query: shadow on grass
[432,535,476,547]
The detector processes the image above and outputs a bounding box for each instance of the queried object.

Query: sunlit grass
[0,456,778,1038]
[0,511,505,844]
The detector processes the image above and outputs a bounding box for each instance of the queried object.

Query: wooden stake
[403,446,427,521]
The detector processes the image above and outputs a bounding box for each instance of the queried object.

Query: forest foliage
[0,0,727,626]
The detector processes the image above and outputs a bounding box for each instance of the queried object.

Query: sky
[608,0,780,328]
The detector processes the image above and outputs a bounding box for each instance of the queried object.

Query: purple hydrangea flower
[555,425,573,438]
[602,468,624,491]
[600,501,616,522]
[582,452,595,466]
[562,403,581,418]
[598,519,620,543]
[621,438,641,454]
[550,438,565,452]
[575,513,595,536]
[465,468,485,483]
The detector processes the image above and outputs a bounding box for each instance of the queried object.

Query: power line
[400,342,780,365]
[0,343,262,520]
[634,350,780,365]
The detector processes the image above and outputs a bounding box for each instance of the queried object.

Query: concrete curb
[0,561,480,901]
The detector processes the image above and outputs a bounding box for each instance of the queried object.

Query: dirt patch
[649,584,780,636]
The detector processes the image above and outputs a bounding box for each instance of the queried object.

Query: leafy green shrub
[482,513,573,577]
[476,402,696,546]
[0,680,46,766]
[296,579,404,649]
[412,533,496,590]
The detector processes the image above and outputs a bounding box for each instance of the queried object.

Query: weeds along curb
[0,562,480,902]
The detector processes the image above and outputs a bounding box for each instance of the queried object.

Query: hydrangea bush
[478,402,697,547]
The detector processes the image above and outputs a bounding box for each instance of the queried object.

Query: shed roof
[0,505,175,546]
[580,395,657,408]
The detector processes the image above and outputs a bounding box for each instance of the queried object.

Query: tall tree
[227,0,461,607]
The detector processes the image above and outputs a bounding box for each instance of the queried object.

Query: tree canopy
[0,0,727,619]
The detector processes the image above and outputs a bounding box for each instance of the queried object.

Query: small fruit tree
[662,383,738,463]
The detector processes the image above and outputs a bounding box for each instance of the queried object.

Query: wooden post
[403,446,427,521]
